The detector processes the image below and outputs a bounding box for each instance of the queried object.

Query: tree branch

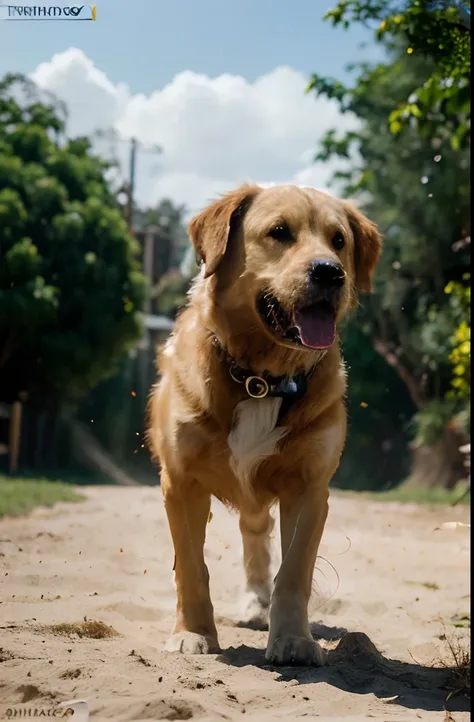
[373,337,425,409]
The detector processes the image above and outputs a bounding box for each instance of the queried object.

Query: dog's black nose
[309,260,345,288]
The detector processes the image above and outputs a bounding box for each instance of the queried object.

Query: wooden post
[127,137,137,231]
[143,227,155,315]
[138,226,156,403]
[9,401,22,473]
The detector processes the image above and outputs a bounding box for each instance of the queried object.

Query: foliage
[0,73,147,410]
[445,273,471,399]
[308,0,470,486]
[411,397,459,445]
[334,323,415,490]
[319,0,470,147]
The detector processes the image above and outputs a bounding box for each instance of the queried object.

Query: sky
[0,0,384,215]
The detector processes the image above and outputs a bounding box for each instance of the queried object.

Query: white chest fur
[227,397,290,492]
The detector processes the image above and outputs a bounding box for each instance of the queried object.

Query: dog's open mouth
[256,292,336,350]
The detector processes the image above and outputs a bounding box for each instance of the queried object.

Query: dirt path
[0,487,470,721]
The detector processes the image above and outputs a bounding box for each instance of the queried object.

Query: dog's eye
[332,232,345,251]
[269,224,293,243]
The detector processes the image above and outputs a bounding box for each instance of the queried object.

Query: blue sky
[1,0,383,94]
[0,0,384,212]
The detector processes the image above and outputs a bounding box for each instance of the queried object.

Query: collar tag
[271,374,308,401]
[245,376,269,399]
[217,336,313,407]
[276,378,298,395]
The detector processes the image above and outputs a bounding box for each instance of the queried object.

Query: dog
[147,183,382,665]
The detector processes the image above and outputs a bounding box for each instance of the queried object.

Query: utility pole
[125,136,162,233]
[94,129,162,233]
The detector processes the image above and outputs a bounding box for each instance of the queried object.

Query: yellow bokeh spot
[407,47,414,55]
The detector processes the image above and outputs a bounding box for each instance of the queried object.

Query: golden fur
[147,183,381,664]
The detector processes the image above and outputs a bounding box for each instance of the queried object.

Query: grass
[0,474,85,518]
[364,483,470,506]
[440,633,471,701]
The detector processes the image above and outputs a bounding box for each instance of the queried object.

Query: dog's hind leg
[161,470,219,654]
[239,507,273,630]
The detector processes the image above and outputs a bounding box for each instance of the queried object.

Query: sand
[0,486,470,721]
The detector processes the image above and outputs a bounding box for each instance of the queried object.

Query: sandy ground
[0,486,470,722]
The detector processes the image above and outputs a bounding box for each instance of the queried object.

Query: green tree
[322,0,470,146]
[308,1,470,488]
[445,274,470,400]
[0,73,147,410]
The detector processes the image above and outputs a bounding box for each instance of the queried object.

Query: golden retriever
[147,183,381,665]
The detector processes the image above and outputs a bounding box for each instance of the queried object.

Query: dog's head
[188,184,381,352]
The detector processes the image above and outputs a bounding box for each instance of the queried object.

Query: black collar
[212,336,323,422]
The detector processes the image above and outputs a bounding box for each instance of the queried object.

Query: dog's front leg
[239,507,274,629]
[265,482,329,666]
[162,470,219,654]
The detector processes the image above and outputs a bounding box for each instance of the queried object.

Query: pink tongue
[294,304,336,349]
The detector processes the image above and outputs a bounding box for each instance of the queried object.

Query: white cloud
[30,48,356,216]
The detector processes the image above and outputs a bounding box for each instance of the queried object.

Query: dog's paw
[164,631,218,655]
[239,591,269,630]
[265,635,325,666]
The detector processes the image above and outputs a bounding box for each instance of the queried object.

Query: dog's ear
[344,202,382,293]
[188,184,261,278]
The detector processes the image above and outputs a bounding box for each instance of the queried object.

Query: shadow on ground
[218,627,470,715]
